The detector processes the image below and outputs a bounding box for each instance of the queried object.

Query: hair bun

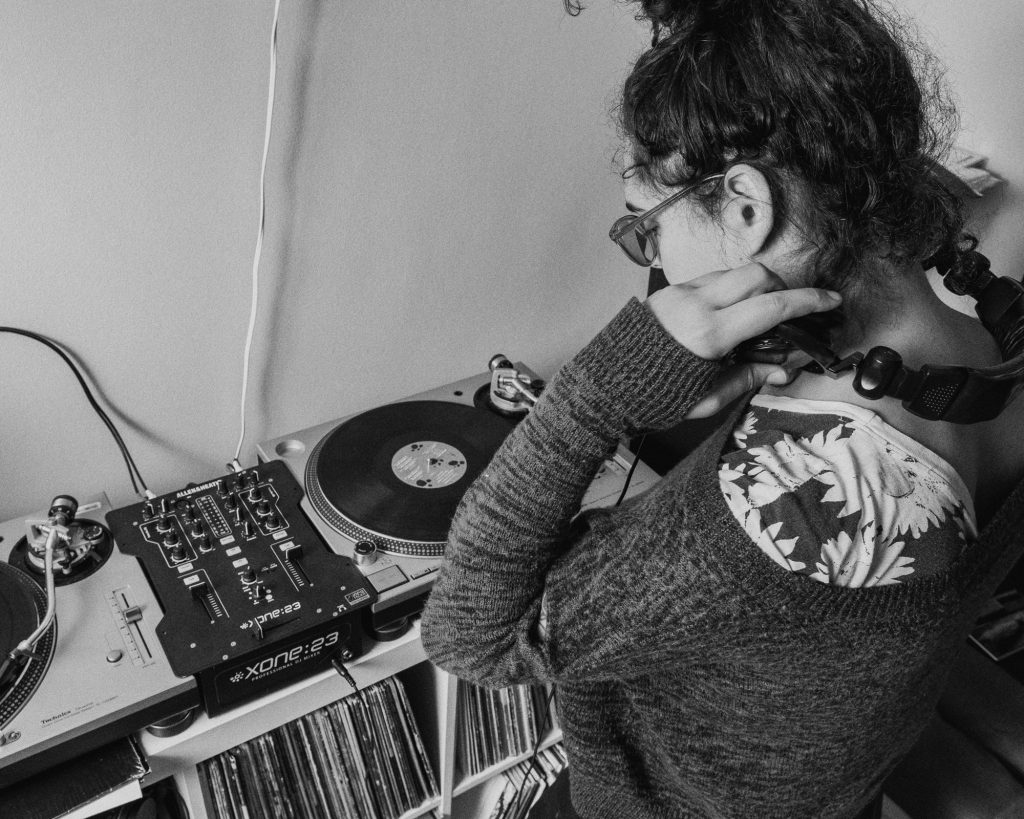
[635,0,738,30]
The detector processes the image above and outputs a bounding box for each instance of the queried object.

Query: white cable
[232,0,282,469]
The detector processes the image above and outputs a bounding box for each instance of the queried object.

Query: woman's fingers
[686,262,787,306]
[716,286,842,344]
[645,262,841,360]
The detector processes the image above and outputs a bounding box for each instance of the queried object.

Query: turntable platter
[0,562,55,727]
[306,400,515,556]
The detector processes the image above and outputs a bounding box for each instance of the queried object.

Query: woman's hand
[645,262,841,419]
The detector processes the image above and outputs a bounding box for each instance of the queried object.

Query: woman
[422,1,1024,816]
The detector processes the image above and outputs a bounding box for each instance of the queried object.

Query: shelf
[453,728,563,797]
[140,619,427,784]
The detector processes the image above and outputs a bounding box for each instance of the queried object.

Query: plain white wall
[0,1,1021,522]
[899,0,1024,276]
[0,1,647,520]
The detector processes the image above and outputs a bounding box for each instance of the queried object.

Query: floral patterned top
[719,394,977,587]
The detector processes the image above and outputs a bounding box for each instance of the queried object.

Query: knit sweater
[420,298,1024,819]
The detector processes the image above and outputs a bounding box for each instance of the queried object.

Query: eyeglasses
[608,173,725,266]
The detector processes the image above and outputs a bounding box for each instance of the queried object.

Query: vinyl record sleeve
[371,682,418,811]
[388,675,439,800]
[399,678,440,796]
[304,711,354,819]
[349,693,400,819]
[275,723,319,819]
[363,686,408,817]
[199,758,237,819]
[221,750,252,819]
[329,700,378,819]
[292,716,336,817]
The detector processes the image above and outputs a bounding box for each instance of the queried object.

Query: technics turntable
[0,495,198,787]
[257,357,660,639]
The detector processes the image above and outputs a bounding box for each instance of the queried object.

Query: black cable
[615,433,648,507]
[0,327,149,496]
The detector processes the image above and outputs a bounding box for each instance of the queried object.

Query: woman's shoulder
[760,309,1024,528]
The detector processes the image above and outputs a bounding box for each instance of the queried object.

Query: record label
[390,442,467,489]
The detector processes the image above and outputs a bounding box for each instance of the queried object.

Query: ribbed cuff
[558,297,721,436]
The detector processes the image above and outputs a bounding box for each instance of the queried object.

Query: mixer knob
[243,521,255,538]
[249,487,264,502]
[265,513,281,529]
[353,540,378,565]
[163,529,180,547]
[156,516,172,533]
[224,494,238,512]
[159,498,171,515]
[216,479,228,495]
[189,521,205,538]
[143,502,156,519]
[241,567,257,583]
[197,534,213,552]
[169,544,186,562]
[256,500,272,516]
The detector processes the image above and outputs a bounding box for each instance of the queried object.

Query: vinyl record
[0,562,55,727]
[306,400,514,555]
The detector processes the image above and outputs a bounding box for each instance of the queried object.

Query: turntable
[0,494,198,787]
[257,358,660,638]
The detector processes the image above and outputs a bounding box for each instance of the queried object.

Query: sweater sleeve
[420,298,721,687]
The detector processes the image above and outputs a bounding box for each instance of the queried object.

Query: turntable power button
[106,649,124,663]
[354,540,378,565]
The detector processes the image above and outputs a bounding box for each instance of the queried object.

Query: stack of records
[456,683,553,777]
[485,745,568,819]
[199,676,439,819]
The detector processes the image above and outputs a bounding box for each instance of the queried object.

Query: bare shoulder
[760,308,1024,527]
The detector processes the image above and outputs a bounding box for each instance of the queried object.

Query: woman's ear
[719,164,775,257]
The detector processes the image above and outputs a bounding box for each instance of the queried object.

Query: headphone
[738,244,1024,424]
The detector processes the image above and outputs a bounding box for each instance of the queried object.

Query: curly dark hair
[616,0,966,292]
